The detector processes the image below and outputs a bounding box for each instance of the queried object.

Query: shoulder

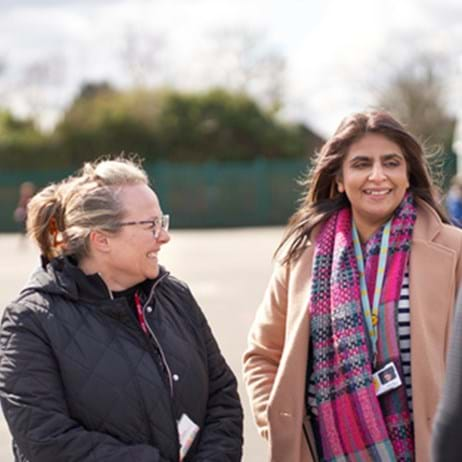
[270,240,316,294]
[435,223,462,249]
[1,291,54,345]
[415,200,462,252]
[160,272,193,298]
[5,287,53,318]
[2,263,76,335]
[157,272,205,322]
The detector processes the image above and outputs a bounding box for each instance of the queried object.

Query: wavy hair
[276,110,448,264]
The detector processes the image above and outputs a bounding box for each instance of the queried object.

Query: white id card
[177,413,200,461]
[372,362,402,396]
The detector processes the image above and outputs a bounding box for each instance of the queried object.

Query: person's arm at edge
[242,260,288,440]
[432,229,462,462]
[432,289,462,462]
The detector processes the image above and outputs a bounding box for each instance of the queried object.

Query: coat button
[146,306,153,313]
[173,374,179,381]
[279,411,292,417]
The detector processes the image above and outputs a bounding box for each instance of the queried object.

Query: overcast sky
[1,0,461,137]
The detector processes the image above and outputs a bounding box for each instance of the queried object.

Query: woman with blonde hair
[243,111,462,461]
[0,156,243,462]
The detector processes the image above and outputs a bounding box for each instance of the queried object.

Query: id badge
[372,362,402,396]
[177,413,200,461]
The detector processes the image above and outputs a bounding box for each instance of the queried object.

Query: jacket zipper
[89,271,179,453]
[144,316,175,397]
[98,272,114,300]
[97,272,173,396]
[142,272,174,397]
[140,325,180,455]
[142,272,180,455]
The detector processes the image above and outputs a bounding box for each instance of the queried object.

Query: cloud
[2,0,127,8]
[0,0,461,134]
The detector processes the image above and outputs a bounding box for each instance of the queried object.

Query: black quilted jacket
[0,257,243,462]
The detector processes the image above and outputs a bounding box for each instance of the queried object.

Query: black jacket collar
[24,256,167,305]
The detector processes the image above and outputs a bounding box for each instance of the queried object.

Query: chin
[147,267,160,279]
[365,209,395,225]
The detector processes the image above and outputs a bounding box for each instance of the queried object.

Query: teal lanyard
[352,220,391,363]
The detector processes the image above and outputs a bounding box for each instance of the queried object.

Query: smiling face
[104,183,170,290]
[336,132,409,241]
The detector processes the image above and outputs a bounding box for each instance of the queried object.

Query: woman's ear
[336,176,345,193]
[89,229,111,254]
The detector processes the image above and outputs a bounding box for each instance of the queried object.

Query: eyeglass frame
[116,214,170,238]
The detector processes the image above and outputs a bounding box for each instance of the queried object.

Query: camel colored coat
[243,201,462,462]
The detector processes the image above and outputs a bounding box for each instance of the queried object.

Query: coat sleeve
[432,290,462,461]
[188,296,243,462]
[0,303,170,462]
[242,261,289,440]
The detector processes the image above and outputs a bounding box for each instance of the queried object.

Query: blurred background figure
[432,292,462,462]
[13,181,35,237]
[445,175,462,227]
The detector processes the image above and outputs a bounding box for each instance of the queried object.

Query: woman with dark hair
[243,111,462,462]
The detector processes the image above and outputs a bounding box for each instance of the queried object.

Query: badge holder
[372,362,402,397]
[177,413,200,461]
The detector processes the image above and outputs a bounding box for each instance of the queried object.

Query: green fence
[1,151,457,232]
[0,158,308,232]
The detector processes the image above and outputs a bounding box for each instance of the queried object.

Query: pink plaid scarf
[308,193,416,461]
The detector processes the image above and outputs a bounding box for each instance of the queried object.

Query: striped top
[398,270,412,415]
[307,269,413,416]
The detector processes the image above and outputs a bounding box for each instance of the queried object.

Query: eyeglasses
[117,214,170,239]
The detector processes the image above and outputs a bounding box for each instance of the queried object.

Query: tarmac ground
[0,228,284,461]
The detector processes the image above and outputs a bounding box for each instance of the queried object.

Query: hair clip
[49,217,64,247]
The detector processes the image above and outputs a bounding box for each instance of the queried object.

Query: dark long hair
[276,110,449,264]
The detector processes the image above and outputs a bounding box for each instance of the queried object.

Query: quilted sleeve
[188,296,243,462]
[0,302,171,462]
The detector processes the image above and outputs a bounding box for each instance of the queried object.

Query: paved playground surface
[0,228,284,461]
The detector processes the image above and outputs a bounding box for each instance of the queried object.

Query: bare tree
[207,27,287,113]
[373,52,455,152]
[119,27,168,88]
[368,50,459,190]
[0,57,7,107]
[19,54,67,123]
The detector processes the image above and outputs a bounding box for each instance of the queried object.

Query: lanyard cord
[134,291,148,335]
[352,220,391,363]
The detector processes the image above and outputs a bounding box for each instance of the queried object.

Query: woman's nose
[156,228,171,244]
[368,163,386,181]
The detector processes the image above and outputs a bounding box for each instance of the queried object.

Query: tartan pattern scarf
[309,193,416,462]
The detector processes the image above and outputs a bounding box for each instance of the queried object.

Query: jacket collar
[25,256,168,304]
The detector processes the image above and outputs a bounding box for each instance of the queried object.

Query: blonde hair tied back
[27,155,150,262]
